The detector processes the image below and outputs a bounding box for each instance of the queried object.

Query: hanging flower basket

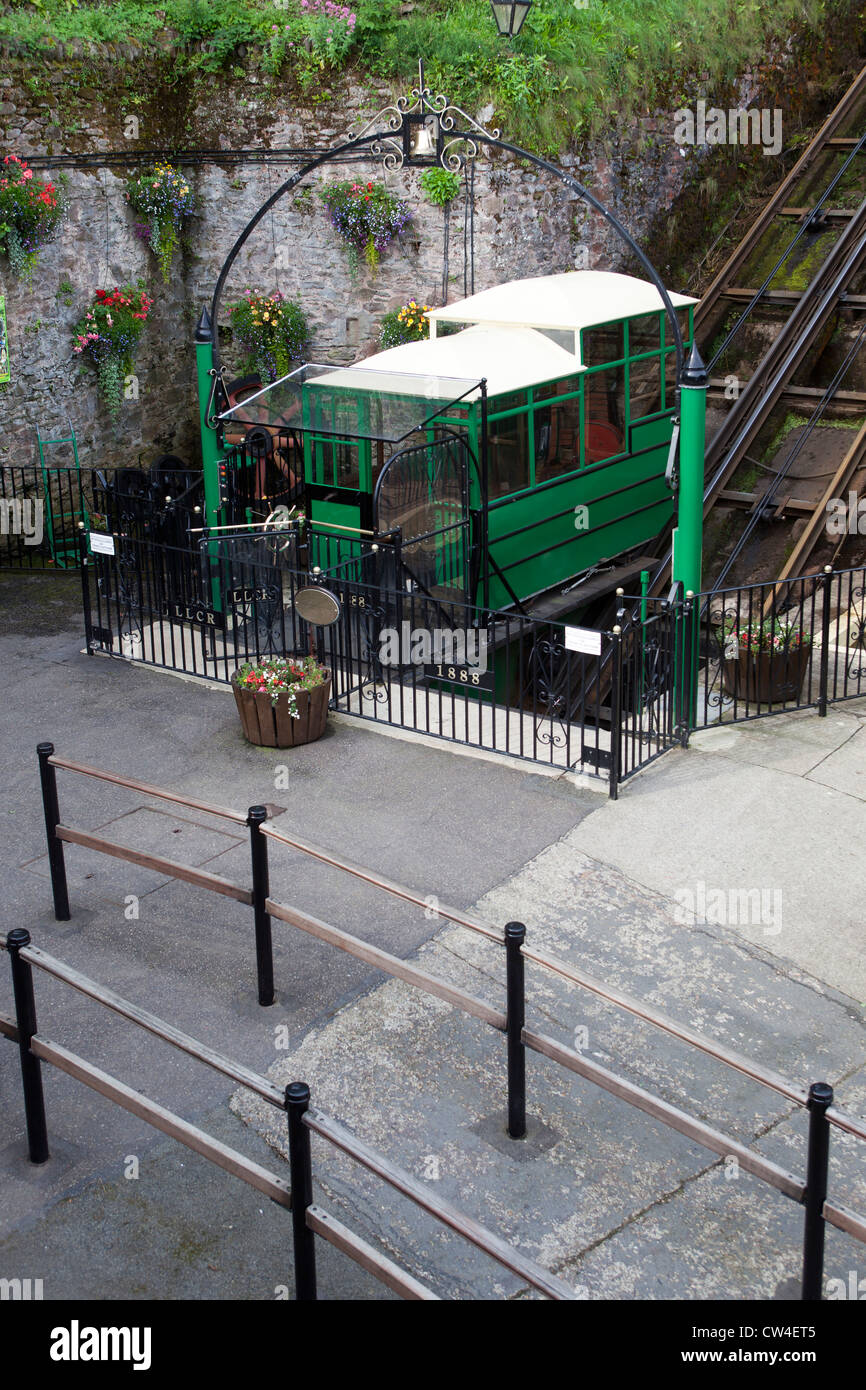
[0,154,64,279]
[231,656,331,748]
[126,163,194,283]
[379,300,432,349]
[71,284,154,417]
[226,291,309,383]
[320,179,411,276]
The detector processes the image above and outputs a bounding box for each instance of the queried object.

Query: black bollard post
[247,805,274,1006]
[505,921,527,1139]
[801,1081,834,1300]
[37,743,70,921]
[6,929,49,1164]
[286,1082,317,1301]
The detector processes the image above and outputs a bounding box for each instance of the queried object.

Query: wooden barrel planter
[722,646,810,704]
[231,669,331,748]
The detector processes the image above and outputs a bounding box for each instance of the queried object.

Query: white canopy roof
[338,323,585,401]
[427,271,696,338]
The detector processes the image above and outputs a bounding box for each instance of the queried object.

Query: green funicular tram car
[212,269,695,711]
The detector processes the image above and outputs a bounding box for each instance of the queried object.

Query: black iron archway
[204,64,685,408]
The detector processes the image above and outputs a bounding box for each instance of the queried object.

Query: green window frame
[579,306,695,462]
[486,377,585,501]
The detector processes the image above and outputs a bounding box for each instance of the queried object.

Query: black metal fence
[0,464,88,571]
[0,462,208,572]
[81,525,620,780]
[693,565,866,727]
[76,501,866,793]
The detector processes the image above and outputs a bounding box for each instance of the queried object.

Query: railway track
[645,66,866,598]
[695,66,866,344]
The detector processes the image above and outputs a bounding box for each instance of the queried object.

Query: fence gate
[373,433,475,604]
[612,594,688,791]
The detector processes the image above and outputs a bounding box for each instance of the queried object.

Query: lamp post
[490,2,532,38]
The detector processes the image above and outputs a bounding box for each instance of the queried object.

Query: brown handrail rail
[0,933,573,1301]
[261,820,866,1143]
[49,753,249,825]
[305,1107,579,1300]
[265,896,505,1030]
[38,748,866,1147]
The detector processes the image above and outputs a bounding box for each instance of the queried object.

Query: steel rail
[650,196,866,594]
[695,65,866,339]
[703,200,866,492]
[700,205,866,543]
[714,315,866,591]
[704,126,866,373]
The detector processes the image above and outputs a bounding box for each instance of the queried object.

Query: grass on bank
[0,0,842,155]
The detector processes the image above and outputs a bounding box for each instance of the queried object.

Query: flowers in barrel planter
[719,614,811,656]
[72,284,154,417]
[227,290,309,382]
[379,300,432,349]
[0,154,64,279]
[718,614,812,704]
[232,654,331,748]
[125,163,194,283]
[235,654,328,716]
[320,179,411,276]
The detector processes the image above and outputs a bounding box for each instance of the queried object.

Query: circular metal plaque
[294,586,341,627]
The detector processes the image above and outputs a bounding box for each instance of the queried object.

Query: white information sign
[89,531,116,556]
[564,624,602,656]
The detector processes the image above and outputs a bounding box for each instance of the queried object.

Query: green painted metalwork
[35,423,85,568]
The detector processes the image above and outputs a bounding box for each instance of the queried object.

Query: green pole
[195,305,224,529]
[672,343,708,729]
[672,342,707,598]
[194,305,226,613]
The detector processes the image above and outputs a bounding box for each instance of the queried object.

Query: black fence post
[78,527,94,657]
[818,566,833,717]
[505,921,527,1139]
[247,805,274,1007]
[6,928,50,1164]
[681,592,695,747]
[286,1081,317,1301]
[37,742,70,921]
[609,626,623,800]
[801,1081,833,1301]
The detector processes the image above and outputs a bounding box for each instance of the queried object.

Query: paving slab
[573,742,866,1000]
